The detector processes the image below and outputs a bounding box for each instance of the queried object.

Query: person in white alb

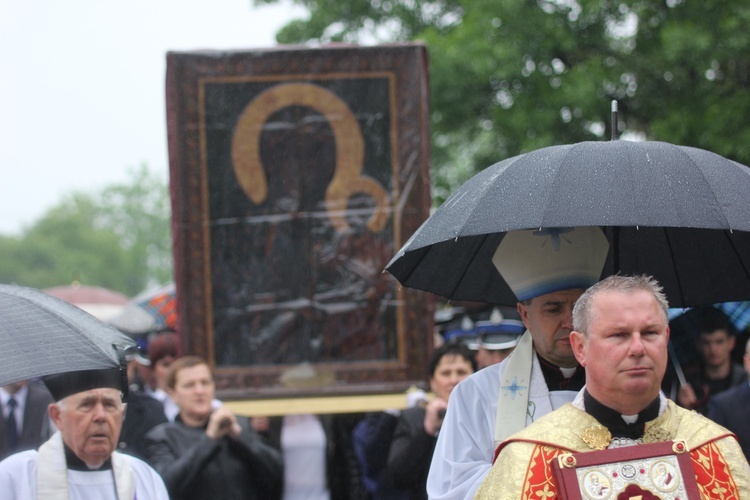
[426,226,609,499]
[0,367,168,499]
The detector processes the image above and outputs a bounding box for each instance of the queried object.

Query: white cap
[443,329,479,350]
[492,227,609,301]
[476,319,525,350]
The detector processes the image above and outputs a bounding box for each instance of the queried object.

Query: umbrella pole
[612,227,620,274]
[667,340,688,388]
[611,100,619,140]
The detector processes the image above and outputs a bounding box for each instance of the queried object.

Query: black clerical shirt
[64,443,112,471]
[538,356,586,392]
[584,389,660,440]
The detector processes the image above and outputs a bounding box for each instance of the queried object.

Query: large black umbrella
[0,284,135,386]
[386,140,750,308]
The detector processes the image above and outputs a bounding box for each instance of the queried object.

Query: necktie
[6,397,19,450]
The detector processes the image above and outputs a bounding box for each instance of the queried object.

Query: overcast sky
[0,0,306,235]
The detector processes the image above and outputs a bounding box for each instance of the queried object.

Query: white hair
[54,390,125,411]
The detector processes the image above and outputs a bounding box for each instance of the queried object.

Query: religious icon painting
[166,44,433,399]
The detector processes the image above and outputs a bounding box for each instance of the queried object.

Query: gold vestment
[475,401,750,499]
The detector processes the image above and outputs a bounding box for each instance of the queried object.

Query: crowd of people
[2,225,750,498]
[0,319,519,499]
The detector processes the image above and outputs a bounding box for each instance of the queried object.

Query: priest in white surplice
[426,227,610,499]
[0,367,168,499]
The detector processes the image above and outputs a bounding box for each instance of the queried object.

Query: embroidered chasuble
[474,400,750,499]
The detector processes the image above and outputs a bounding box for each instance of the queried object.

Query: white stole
[493,330,534,446]
[36,432,135,500]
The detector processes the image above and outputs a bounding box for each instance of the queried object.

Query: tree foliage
[256,0,750,202]
[0,165,172,296]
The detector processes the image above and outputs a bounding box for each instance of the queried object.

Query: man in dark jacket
[117,347,167,459]
[708,337,750,461]
[677,308,747,414]
[145,356,283,499]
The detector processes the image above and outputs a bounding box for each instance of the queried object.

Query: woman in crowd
[384,342,477,500]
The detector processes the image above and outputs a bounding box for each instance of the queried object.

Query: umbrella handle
[115,345,130,403]
[667,340,688,387]
[611,100,619,140]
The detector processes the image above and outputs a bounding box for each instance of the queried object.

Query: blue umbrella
[716,302,750,332]
[669,302,750,332]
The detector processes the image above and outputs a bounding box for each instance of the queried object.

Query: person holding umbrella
[426,226,609,499]
[675,307,747,415]
[708,336,750,461]
[475,274,750,498]
[0,367,169,499]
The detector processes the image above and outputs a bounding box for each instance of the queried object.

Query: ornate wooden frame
[166,44,433,400]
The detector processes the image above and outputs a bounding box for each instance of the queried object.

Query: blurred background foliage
[257,0,750,201]
[0,165,171,295]
[4,0,750,294]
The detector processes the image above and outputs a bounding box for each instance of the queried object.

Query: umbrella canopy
[386,140,750,308]
[0,284,135,386]
[108,282,176,335]
[669,302,750,334]
[716,302,750,332]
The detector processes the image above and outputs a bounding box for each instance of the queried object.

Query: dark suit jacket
[708,381,750,461]
[118,391,168,460]
[0,381,54,460]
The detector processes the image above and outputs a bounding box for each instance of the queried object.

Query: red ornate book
[551,440,701,499]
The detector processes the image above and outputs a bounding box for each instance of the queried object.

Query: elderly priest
[0,367,168,499]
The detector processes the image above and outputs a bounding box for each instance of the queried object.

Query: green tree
[94,165,173,290]
[257,0,750,202]
[0,165,172,295]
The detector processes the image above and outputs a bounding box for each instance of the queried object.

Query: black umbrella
[0,284,135,386]
[386,140,750,308]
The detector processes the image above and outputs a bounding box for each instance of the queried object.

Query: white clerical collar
[571,387,669,416]
[621,413,638,424]
[559,366,577,378]
[36,432,136,500]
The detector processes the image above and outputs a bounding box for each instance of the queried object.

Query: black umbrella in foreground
[386,140,750,308]
[0,284,135,386]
